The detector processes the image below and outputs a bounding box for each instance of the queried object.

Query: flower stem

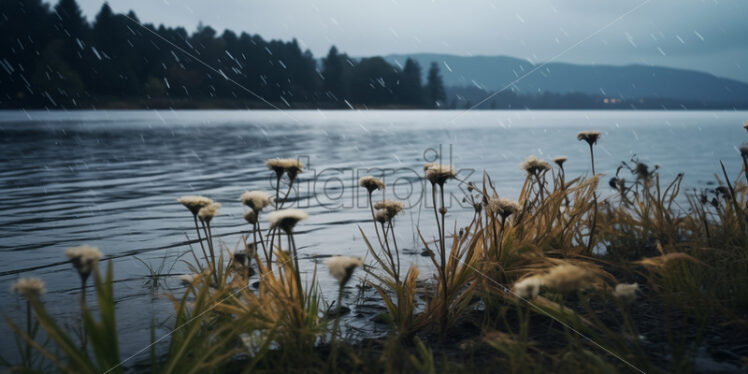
[439,183,448,334]
[329,285,344,373]
[368,193,386,250]
[80,278,87,350]
[380,221,399,284]
[25,300,31,365]
[201,220,218,284]
[388,220,401,283]
[289,231,304,308]
[192,215,209,269]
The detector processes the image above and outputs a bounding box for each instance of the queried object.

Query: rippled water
[0,109,743,364]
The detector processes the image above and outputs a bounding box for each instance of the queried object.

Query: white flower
[325,256,363,287]
[553,156,568,167]
[265,158,304,179]
[541,264,595,293]
[373,200,404,220]
[359,176,385,193]
[267,209,308,232]
[512,276,543,299]
[613,283,639,302]
[177,195,214,215]
[425,164,456,185]
[240,191,273,211]
[65,245,102,279]
[11,277,46,298]
[177,273,200,285]
[520,155,550,175]
[577,130,601,146]
[486,198,521,219]
[197,203,221,223]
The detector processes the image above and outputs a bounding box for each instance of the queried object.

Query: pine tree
[55,0,87,37]
[399,58,423,106]
[322,46,344,102]
[425,62,446,108]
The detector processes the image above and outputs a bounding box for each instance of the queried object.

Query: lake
[0,109,744,363]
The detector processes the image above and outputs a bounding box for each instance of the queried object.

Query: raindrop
[91,46,102,60]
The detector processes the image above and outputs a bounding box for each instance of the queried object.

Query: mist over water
[0,109,744,360]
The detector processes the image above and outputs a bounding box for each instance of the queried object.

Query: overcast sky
[65,0,747,82]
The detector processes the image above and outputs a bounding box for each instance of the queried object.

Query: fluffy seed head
[374,209,388,223]
[553,156,568,167]
[177,195,214,215]
[373,200,404,220]
[512,276,543,299]
[520,155,550,176]
[267,209,308,232]
[198,203,221,223]
[541,264,596,293]
[325,256,363,287]
[240,191,272,212]
[177,273,200,285]
[614,283,639,302]
[243,210,257,225]
[359,176,385,193]
[11,277,46,298]
[577,130,601,146]
[423,162,439,171]
[425,164,456,185]
[265,158,304,179]
[486,198,521,219]
[65,245,102,280]
[743,121,748,132]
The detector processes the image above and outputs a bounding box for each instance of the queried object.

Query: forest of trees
[0,0,448,109]
[4,0,743,110]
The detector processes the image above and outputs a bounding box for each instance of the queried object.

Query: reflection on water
[0,109,743,361]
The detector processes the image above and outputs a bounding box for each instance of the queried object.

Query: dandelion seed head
[541,264,595,293]
[267,209,308,232]
[265,158,286,176]
[11,277,46,298]
[513,276,543,299]
[553,156,567,167]
[374,209,388,223]
[177,195,214,215]
[487,198,521,219]
[425,164,456,185]
[65,245,102,279]
[373,200,404,220]
[325,256,363,287]
[198,203,221,223]
[577,130,601,146]
[423,162,439,171]
[520,155,550,175]
[244,210,257,225]
[177,273,200,285]
[265,158,304,179]
[613,283,638,301]
[240,191,272,211]
[359,176,385,193]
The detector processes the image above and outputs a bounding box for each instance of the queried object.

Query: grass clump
[5,132,748,374]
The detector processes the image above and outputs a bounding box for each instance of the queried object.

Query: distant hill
[383,53,748,104]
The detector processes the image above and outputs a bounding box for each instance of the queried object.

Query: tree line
[0,0,447,109]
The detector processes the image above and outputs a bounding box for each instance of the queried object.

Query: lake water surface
[0,109,744,364]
